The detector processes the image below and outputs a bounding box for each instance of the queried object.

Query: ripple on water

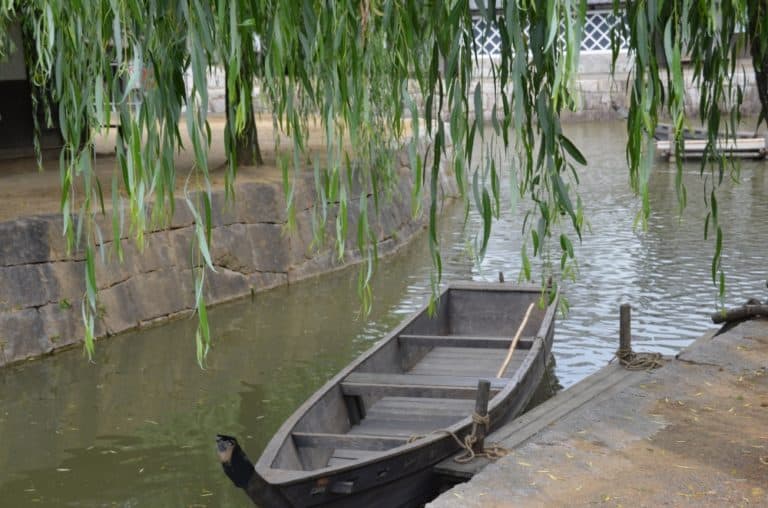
[452,121,768,388]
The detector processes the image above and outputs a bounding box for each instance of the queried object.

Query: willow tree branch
[711,304,768,324]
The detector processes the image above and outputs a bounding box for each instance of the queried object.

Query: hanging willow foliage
[0,1,764,363]
[617,0,767,298]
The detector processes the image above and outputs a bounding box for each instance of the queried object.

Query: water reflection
[469,121,768,383]
[1,120,766,506]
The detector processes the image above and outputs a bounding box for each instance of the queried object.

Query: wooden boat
[217,282,558,507]
[654,123,767,160]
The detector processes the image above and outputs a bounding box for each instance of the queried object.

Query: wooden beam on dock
[433,364,646,481]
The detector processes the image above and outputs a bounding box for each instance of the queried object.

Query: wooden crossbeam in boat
[341,373,507,399]
[398,334,533,349]
[292,432,407,451]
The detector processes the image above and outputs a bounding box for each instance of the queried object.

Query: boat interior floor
[321,346,529,468]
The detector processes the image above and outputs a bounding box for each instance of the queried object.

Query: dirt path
[0,115,331,222]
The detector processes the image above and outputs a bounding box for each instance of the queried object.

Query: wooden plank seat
[292,432,407,451]
[365,396,476,419]
[327,449,378,467]
[406,346,525,377]
[341,373,507,399]
[320,397,481,467]
[398,334,534,349]
[348,417,458,437]
[348,397,477,438]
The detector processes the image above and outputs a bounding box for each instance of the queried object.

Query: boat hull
[224,283,557,507]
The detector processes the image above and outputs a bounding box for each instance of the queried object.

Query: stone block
[0,308,49,364]
[245,223,291,273]
[44,215,87,262]
[143,200,184,234]
[168,227,196,268]
[0,218,52,266]
[0,265,47,311]
[234,181,287,224]
[287,209,317,265]
[377,237,398,257]
[344,200,362,251]
[205,267,250,305]
[132,231,177,273]
[291,173,318,213]
[379,201,401,240]
[99,269,192,335]
[209,190,240,227]
[288,249,339,284]
[247,271,288,292]
[136,269,194,319]
[211,223,256,274]
[40,261,86,305]
[211,222,291,274]
[94,230,176,290]
[175,267,199,306]
[98,279,141,335]
[39,301,85,349]
[93,242,134,289]
[170,198,196,229]
[91,208,131,245]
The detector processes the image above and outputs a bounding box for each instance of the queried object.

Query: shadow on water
[525,356,563,412]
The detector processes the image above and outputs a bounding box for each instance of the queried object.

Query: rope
[407,412,509,464]
[615,346,663,371]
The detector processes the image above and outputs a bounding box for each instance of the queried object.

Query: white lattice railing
[581,10,628,51]
[472,18,503,57]
[472,10,629,56]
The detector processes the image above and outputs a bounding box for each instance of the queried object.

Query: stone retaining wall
[0,148,457,367]
[469,53,764,121]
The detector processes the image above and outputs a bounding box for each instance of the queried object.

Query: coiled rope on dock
[615,304,663,371]
[615,347,663,371]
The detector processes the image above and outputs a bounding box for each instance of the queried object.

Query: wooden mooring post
[619,303,632,355]
[472,380,491,453]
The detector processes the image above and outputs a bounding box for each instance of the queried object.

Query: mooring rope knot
[471,412,490,426]
[616,346,663,371]
[407,412,508,464]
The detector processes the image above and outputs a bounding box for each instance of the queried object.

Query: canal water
[1,120,766,506]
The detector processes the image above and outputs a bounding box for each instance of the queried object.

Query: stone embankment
[466,54,765,121]
[0,150,457,367]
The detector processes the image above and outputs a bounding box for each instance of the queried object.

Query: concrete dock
[430,319,768,507]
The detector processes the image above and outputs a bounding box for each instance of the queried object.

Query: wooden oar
[496,303,535,378]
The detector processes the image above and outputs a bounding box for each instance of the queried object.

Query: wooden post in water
[619,303,632,354]
[472,380,491,453]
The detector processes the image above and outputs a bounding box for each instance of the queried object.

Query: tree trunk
[748,1,768,124]
[234,101,263,166]
[751,47,768,123]
[224,72,263,167]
